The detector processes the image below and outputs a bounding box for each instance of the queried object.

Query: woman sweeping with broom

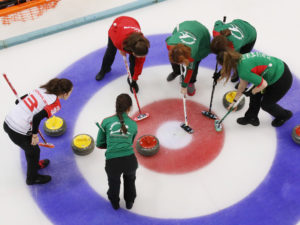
[216,49,293,128]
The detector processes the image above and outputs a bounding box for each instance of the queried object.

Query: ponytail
[217,50,242,82]
[40,78,73,96]
[115,94,133,134]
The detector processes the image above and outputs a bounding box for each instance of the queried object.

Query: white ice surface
[0,0,300,224]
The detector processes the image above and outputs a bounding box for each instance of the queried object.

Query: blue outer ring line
[22,34,300,225]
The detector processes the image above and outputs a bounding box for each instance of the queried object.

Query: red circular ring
[132,99,225,174]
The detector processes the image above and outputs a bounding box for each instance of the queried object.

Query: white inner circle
[74,65,276,219]
[156,121,193,149]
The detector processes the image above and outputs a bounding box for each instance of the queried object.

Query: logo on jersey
[228,24,244,40]
[242,52,271,60]
[109,121,131,135]
[123,26,141,33]
[179,31,197,45]
[23,94,38,112]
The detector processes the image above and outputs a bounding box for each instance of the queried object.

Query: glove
[213,71,221,82]
[243,86,255,97]
[127,77,139,93]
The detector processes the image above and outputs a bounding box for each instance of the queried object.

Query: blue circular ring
[23,34,300,225]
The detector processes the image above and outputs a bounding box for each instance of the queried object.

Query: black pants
[99,37,136,76]
[239,39,256,54]
[3,122,40,182]
[105,154,138,204]
[245,63,293,119]
[171,61,201,84]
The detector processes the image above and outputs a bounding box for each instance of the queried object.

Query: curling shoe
[126,201,134,210]
[110,201,120,210]
[38,159,50,169]
[187,83,196,96]
[26,174,51,185]
[167,72,180,82]
[271,110,293,127]
[95,68,111,81]
[237,117,260,126]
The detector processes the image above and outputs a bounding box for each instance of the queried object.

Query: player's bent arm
[32,109,48,134]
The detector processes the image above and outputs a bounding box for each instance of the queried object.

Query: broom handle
[180,65,189,125]
[122,56,143,114]
[3,73,21,102]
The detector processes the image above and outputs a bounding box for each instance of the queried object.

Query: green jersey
[96,113,137,160]
[166,21,211,87]
[213,19,257,52]
[237,52,285,86]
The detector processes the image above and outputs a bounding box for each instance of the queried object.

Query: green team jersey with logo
[237,52,284,86]
[213,19,256,52]
[166,21,211,87]
[96,113,137,160]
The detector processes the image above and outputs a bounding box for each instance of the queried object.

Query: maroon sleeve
[132,57,146,81]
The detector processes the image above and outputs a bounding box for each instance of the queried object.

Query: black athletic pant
[105,154,138,204]
[239,39,256,54]
[3,122,40,182]
[171,61,201,83]
[245,63,293,119]
[99,37,136,77]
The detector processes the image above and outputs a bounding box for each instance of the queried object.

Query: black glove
[213,71,221,82]
[127,77,139,93]
[243,86,255,97]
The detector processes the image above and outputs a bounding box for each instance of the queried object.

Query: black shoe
[95,68,111,81]
[38,159,50,169]
[126,201,134,210]
[231,73,239,82]
[237,117,260,126]
[271,110,293,127]
[26,174,51,185]
[127,77,139,93]
[110,201,120,210]
[167,72,180,82]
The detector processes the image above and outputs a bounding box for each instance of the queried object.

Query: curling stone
[43,116,66,136]
[292,125,300,145]
[136,135,159,156]
[72,134,95,156]
[223,90,245,111]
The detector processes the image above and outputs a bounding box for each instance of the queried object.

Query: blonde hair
[217,50,242,82]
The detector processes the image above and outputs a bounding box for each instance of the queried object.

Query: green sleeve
[238,70,263,86]
[96,122,107,148]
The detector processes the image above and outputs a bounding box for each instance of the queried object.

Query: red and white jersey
[5,88,61,135]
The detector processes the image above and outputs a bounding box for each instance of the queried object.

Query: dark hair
[210,29,232,54]
[169,43,191,65]
[116,93,132,134]
[40,78,73,96]
[210,35,230,54]
[123,32,150,56]
[217,50,242,82]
